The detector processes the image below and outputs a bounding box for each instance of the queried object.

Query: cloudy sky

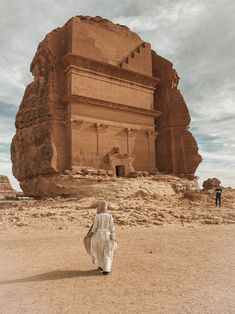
[0,0,234,190]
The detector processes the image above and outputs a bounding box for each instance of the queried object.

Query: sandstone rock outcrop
[0,175,16,197]
[11,16,201,196]
[203,178,221,190]
[152,53,202,174]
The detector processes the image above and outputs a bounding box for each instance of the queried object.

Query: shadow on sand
[0,269,101,285]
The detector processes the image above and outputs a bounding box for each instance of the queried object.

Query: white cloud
[0,153,10,163]
[0,123,15,145]
[113,0,204,33]
[197,160,235,188]
[200,151,235,163]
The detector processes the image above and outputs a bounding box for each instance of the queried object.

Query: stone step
[119,42,146,67]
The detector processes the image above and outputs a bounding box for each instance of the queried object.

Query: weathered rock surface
[152,53,202,174]
[0,175,16,197]
[19,174,198,198]
[203,178,221,190]
[1,185,234,230]
[11,16,201,196]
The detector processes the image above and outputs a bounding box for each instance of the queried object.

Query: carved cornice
[125,128,138,137]
[62,94,162,118]
[62,53,160,88]
[95,123,109,133]
[109,152,135,162]
[71,119,84,129]
[146,130,159,139]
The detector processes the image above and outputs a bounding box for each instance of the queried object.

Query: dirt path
[0,225,235,314]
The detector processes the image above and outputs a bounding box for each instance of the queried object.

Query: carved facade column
[70,120,85,168]
[125,128,137,154]
[95,123,109,156]
[146,130,158,171]
[59,100,72,170]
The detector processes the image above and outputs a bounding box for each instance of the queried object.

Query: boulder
[0,175,16,197]
[203,178,221,190]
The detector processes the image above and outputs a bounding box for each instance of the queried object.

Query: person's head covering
[97,201,108,214]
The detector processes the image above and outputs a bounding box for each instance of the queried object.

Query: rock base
[20,174,199,198]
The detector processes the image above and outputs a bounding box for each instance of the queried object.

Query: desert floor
[0,223,235,314]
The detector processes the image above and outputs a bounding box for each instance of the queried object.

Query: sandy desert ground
[0,184,235,313]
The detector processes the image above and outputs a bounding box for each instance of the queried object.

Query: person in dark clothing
[215,187,222,207]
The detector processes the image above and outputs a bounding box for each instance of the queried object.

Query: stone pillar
[95,123,109,156]
[125,128,137,154]
[146,130,158,172]
[70,119,84,168]
[62,101,72,171]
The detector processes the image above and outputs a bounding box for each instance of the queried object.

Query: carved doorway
[115,165,125,177]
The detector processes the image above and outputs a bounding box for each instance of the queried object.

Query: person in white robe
[84,201,117,275]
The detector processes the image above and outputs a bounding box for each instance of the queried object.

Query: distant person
[84,201,117,275]
[215,186,222,207]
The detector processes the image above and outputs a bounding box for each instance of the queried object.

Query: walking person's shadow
[0,269,100,285]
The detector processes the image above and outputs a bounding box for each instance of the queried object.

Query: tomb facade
[11,16,201,196]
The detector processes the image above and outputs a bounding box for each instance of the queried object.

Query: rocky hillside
[0,178,234,230]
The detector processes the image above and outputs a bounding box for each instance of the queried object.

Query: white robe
[91,212,117,272]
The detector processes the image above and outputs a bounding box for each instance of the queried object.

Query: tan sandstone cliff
[11,16,201,197]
